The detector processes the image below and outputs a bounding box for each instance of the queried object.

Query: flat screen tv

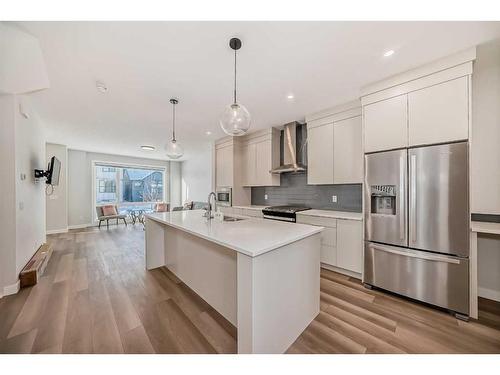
[46,156,61,186]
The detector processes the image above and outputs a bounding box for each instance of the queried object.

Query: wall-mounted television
[34,156,61,186]
[46,156,61,186]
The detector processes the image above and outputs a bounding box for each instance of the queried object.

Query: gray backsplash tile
[251,173,362,212]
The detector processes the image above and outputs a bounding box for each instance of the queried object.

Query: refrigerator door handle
[410,154,417,244]
[399,156,405,241]
[370,244,461,264]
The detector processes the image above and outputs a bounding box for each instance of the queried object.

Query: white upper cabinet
[362,53,475,153]
[215,144,233,188]
[333,116,363,183]
[363,94,408,153]
[242,143,256,186]
[306,102,363,185]
[255,140,275,186]
[307,120,334,185]
[408,76,469,146]
[240,129,280,187]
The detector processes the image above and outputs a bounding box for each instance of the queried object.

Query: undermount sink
[223,216,246,222]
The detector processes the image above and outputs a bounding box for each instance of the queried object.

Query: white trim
[68,223,92,229]
[478,287,500,303]
[361,64,473,106]
[321,263,362,280]
[3,280,20,297]
[305,99,361,123]
[360,47,477,97]
[471,221,500,235]
[46,228,68,235]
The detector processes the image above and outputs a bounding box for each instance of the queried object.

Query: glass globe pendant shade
[219,102,251,136]
[165,139,183,159]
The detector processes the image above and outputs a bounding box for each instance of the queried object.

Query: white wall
[169,161,182,208]
[67,149,172,227]
[67,150,91,228]
[472,40,500,214]
[472,40,500,302]
[181,142,213,203]
[0,22,50,94]
[0,94,46,297]
[0,24,48,298]
[14,95,47,277]
[46,143,68,233]
[478,234,500,302]
[0,95,18,296]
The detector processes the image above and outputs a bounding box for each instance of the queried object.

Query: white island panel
[144,210,323,354]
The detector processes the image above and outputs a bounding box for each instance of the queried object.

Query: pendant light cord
[172,102,176,142]
[233,48,237,104]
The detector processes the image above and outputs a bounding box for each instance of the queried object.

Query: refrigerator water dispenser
[370,185,396,215]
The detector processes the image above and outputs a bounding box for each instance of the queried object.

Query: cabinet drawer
[297,215,337,228]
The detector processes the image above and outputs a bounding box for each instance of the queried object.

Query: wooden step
[19,244,53,288]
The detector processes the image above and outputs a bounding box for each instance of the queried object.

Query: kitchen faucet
[204,192,217,219]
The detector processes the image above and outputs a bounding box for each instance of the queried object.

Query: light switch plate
[264,194,268,200]
[332,195,337,203]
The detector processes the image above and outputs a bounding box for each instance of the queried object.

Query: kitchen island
[145,209,323,353]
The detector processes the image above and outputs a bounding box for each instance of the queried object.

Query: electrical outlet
[332,195,337,203]
[264,194,268,200]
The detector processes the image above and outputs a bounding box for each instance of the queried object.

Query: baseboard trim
[321,263,362,280]
[478,287,500,302]
[46,228,68,235]
[3,280,20,297]
[68,223,92,229]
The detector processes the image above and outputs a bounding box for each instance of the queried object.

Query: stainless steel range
[262,206,311,222]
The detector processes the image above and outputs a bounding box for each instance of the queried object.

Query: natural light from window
[94,163,166,216]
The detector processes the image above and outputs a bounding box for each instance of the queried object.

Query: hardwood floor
[0,225,499,354]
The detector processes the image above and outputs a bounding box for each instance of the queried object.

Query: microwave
[216,187,232,207]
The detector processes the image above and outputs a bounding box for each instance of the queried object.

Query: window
[94,163,166,216]
[98,180,116,193]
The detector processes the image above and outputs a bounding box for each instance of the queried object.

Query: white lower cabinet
[297,214,362,276]
[336,219,363,273]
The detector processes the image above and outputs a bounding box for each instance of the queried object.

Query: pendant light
[165,98,184,159]
[219,37,251,136]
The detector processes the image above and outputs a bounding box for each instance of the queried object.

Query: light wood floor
[0,225,499,354]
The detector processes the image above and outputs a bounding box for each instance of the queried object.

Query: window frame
[92,160,168,221]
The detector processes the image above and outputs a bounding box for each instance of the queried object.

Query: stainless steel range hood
[270,121,307,174]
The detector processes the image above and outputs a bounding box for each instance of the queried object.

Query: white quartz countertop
[232,205,268,211]
[146,210,323,258]
[296,209,363,221]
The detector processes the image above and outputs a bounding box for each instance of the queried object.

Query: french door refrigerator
[364,142,470,318]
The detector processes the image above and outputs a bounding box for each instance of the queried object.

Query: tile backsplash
[251,173,362,212]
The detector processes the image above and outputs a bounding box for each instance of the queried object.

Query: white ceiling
[17,21,500,161]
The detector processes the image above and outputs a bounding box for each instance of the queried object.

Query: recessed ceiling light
[96,81,108,93]
[383,50,395,57]
[141,145,155,151]
[287,94,295,100]
[205,131,212,136]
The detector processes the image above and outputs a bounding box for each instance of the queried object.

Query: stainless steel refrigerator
[364,142,469,319]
